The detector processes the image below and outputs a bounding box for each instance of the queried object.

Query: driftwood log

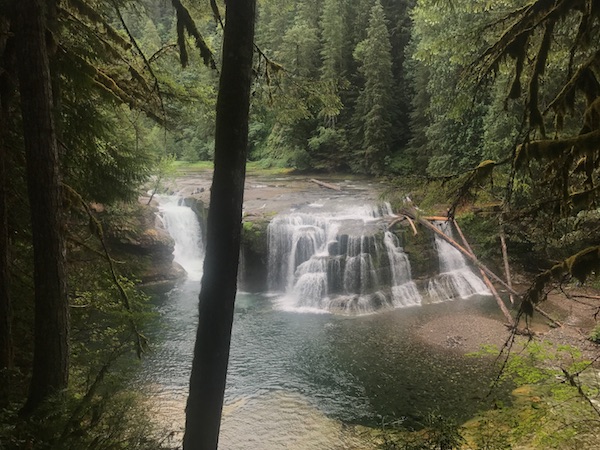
[309,178,341,191]
[400,208,521,297]
[397,207,566,329]
[500,231,515,305]
[453,220,514,326]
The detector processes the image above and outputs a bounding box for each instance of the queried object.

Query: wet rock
[101,202,183,285]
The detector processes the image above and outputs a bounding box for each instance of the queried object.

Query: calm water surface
[139,279,505,449]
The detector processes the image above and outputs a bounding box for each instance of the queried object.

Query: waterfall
[427,221,490,302]
[383,231,421,308]
[158,196,204,281]
[267,205,421,315]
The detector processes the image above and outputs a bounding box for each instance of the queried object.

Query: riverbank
[416,284,599,354]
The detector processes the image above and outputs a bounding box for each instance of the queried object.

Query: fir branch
[67,235,124,264]
[110,1,166,125]
[522,246,600,313]
[545,51,600,115]
[65,0,131,51]
[148,43,178,63]
[210,0,224,29]
[59,345,129,442]
[514,129,600,169]
[560,366,600,417]
[171,0,216,69]
[62,183,148,358]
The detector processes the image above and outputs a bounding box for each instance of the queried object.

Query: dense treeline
[137,0,600,276]
[131,0,414,174]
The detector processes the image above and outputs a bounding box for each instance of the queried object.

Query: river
[137,180,510,449]
[139,284,507,449]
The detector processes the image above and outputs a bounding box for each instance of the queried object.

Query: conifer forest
[1,0,600,449]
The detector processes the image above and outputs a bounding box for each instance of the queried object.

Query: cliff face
[100,201,185,286]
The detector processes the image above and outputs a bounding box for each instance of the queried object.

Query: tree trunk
[183,1,256,449]
[0,14,13,402]
[17,0,69,413]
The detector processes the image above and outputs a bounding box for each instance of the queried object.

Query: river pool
[138,278,508,449]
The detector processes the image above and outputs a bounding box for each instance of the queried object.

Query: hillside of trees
[1,0,599,448]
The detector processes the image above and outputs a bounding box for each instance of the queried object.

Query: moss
[564,246,600,283]
[240,218,270,291]
[400,225,438,279]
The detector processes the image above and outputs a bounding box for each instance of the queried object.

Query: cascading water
[267,204,421,314]
[383,231,422,308]
[158,196,204,281]
[427,221,490,302]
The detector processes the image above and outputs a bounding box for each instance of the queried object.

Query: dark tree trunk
[183,1,256,448]
[16,0,69,413]
[0,14,13,405]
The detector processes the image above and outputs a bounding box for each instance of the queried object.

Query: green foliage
[378,411,465,450]
[0,212,163,448]
[249,0,414,173]
[465,341,600,449]
[589,324,600,344]
[352,0,395,175]
[1,387,165,449]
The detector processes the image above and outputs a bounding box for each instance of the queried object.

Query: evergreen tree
[381,0,414,163]
[405,48,431,175]
[353,0,394,174]
[277,3,320,78]
[407,0,492,177]
[320,0,346,82]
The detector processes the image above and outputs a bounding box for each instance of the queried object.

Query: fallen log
[500,231,515,305]
[309,178,341,191]
[422,216,451,221]
[569,294,600,301]
[387,215,418,235]
[534,306,563,328]
[387,216,406,229]
[453,220,514,326]
[400,207,521,298]
[405,216,418,236]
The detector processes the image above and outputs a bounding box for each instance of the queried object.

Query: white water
[158,196,205,281]
[383,231,422,307]
[267,205,421,314]
[156,193,487,312]
[427,221,490,302]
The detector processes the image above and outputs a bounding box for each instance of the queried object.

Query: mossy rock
[100,201,181,285]
[240,218,270,291]
[398,225,438,279]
